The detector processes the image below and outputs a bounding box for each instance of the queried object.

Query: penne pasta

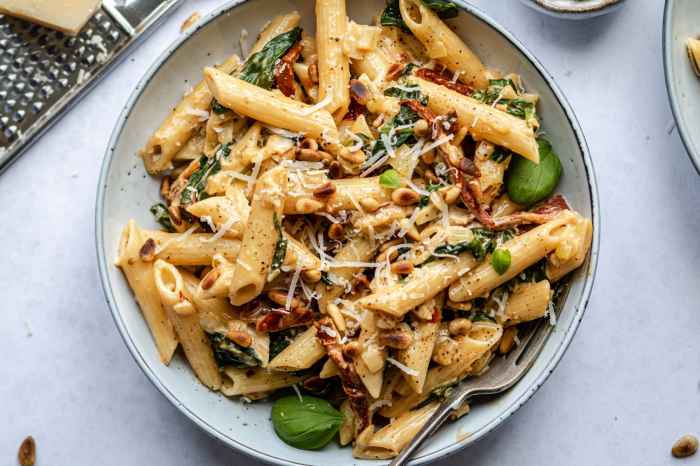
[203,68,341,148]
[153,260,221,390]
[229,166,288,305]
[116,221,178,363]
[448,210,579,302]
[316,0,351,120]
[141,55,241,174]
[399,0,488,89]
[411,76,540,163]
[267,326,326,371]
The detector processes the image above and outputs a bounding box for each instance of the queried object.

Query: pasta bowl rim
[520,0,625,18]
[663,0,700,175]
[95,0,601,464]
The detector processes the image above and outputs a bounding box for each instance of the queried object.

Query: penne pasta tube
[229,166,288,305]
[185,192,250,240]
[141,230,241,266]
[399,0,488,89]
[500,280,551,326]
[395,297,441,394]
[203,68,340,146]
[284,176,392,214]
[153,260,222,390]
[358,253,478,317]
[220,367,304,396]
[317,236,377,317]
[141,55,241,174]
[448,210,578,302]
[267,327,326,371]
[316,0,350,120]
[339,400,356,446]
[116,221,178,363]
[411,77,540,163]
[381,322,501,418]
[354,311,386,398]
[546,216,593,282]
[250,11,301,55]
[365,402,440,456]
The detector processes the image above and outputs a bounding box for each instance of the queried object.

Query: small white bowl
[520,0,625,19]
[96,1,600,464]
[664,0,700,173]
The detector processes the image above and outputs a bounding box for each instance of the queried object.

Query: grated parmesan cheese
[286,266,302,311]
[418,133,454,156]
[360,151,388,177]
[296,93,333,116]
[386,357,419,377]
[154,225,198,255]
[203,213,239,243]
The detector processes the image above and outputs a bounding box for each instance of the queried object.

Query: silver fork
[389,320,552,466]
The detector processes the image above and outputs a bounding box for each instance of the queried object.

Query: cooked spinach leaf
[423,228,497,264]
[383,84,428,105]
[239,27,302,89]
[418,183,442,207]
[180,143,230,206]
[208,332,260,368]
[363,103,422,169]
[269,328,299,360]
[150,203,175,232]
[271,213,288,272]
[490,146,511,163]
[380,0,458,31]
[506,99,536,121]
[211,98,228,114]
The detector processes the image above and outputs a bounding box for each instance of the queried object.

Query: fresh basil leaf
[379,168,402,189]
[150,203,175,232]
[380,0,459,31]
[491,248,511,275]
[239,27,302,89]
[207,332,260,368]
[272,396,344,450]
[179,143,230,206]
[271,213,288,272]
[505,138,562,206]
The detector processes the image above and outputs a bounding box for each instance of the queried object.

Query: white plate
[519,0,625,19]
[664,0,700,173]
[96,1,600,464]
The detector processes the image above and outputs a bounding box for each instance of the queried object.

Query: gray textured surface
[1,1,698,465]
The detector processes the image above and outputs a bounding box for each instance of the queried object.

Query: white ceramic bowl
[519,0,625,19]
[96,1,600,464]
[664,0,700,173]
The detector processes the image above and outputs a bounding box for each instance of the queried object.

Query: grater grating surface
[0,11,127,148]
[0,0,183,173]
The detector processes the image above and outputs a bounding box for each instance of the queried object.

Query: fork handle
[388,393,471,466]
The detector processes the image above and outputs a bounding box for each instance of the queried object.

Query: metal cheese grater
[0,0,184,173]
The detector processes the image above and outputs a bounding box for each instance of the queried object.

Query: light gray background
[1,0,698,465]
